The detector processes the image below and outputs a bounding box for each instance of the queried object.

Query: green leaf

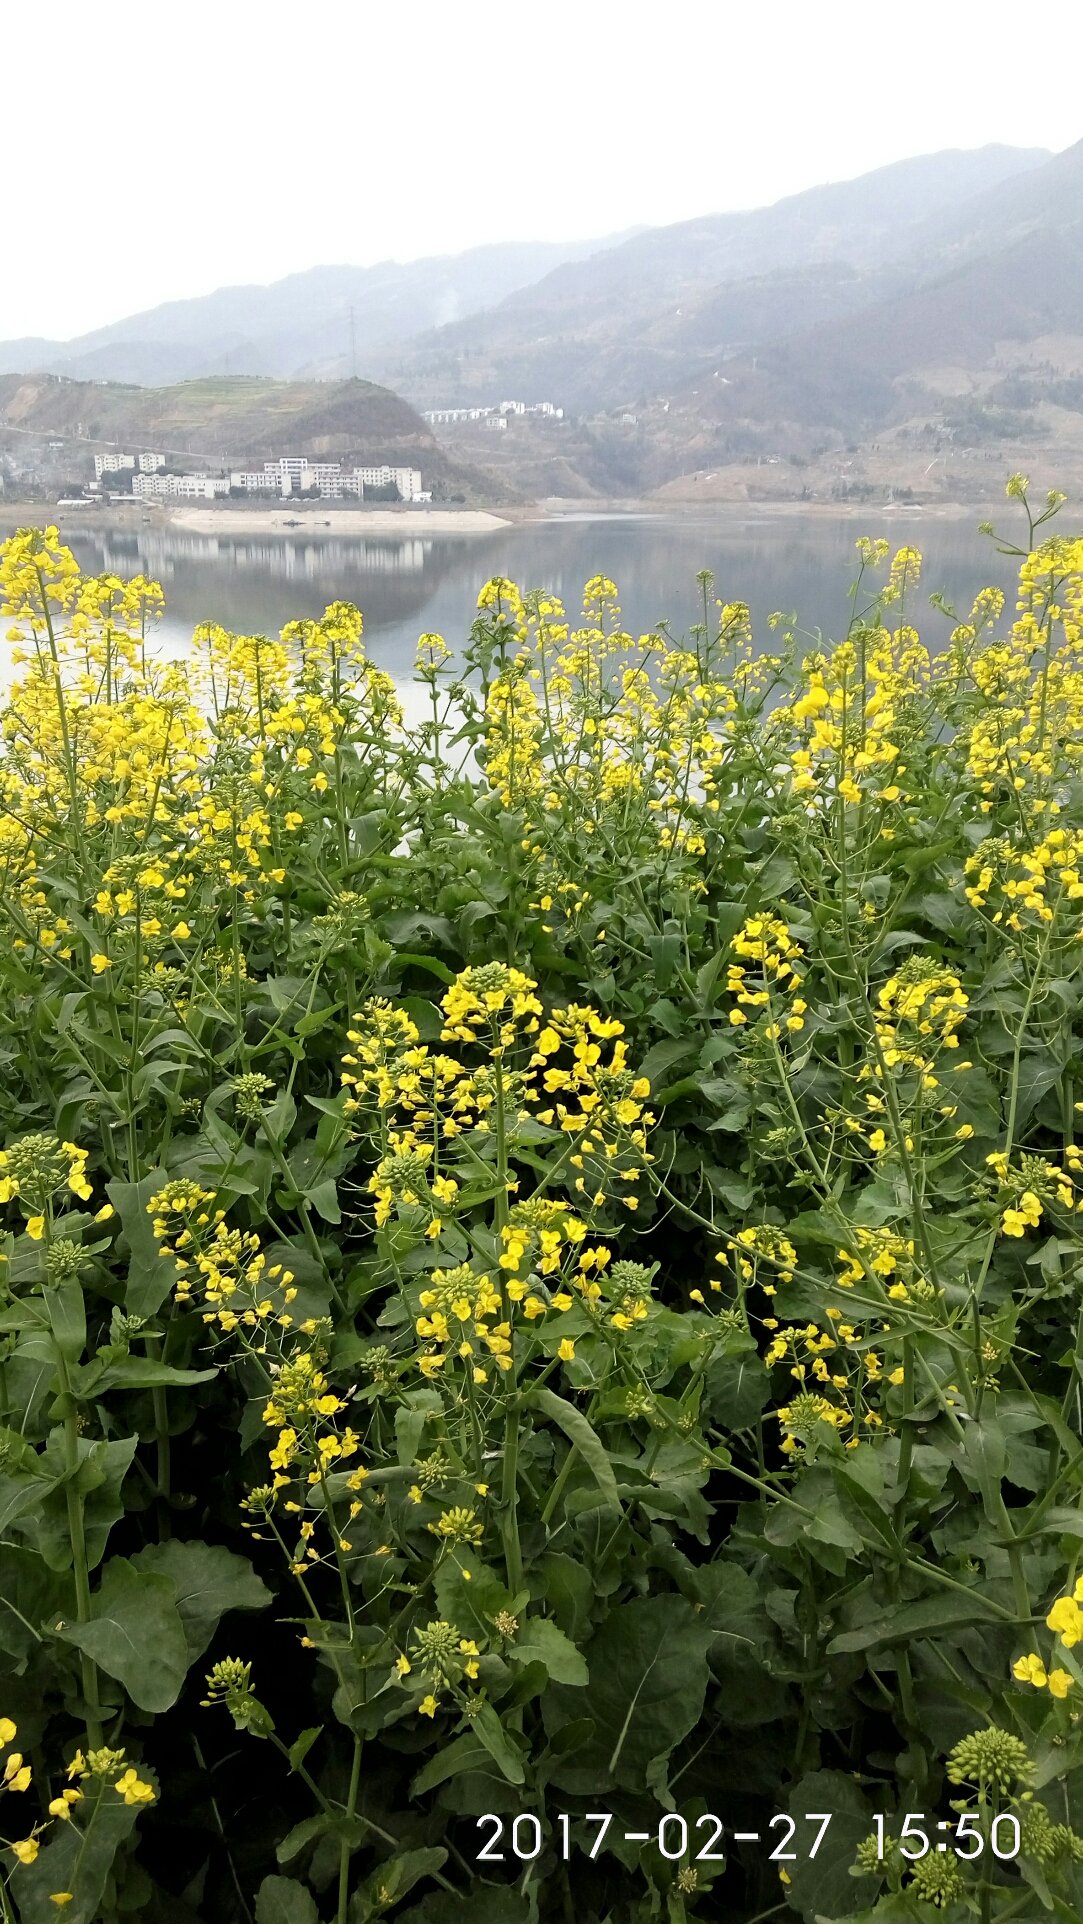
[0,1425,45,1478]
[782,1769,877,1922]
[304,1177,341,1224]
[543,1595,712,1793]
[703,1351,770,1430]
[394,951,457,986]
[275,1812,362,1867]
[468,1701,526,1784]
[433,1555,520,1643]
[828,1592,1007,1654]
[128,1539,271,1662]
[106,1170,179,1319]
[399,1893,531,1924]
[396,994,446,1039]
[0,1546,67,1665]
[507,1616,588,1686]
[410,1732,493,1796]
[395,1391,442,1467]
[529,1387,621,1512]
[535,1551,595,1643]
[288,1726,323,1772]
[54,1556,189,1712]
[255,1876,320,1924]
[636,1038,696,1094]
[86,1355,218,1395]
[648,930,681,989]
[45,1281,85,1364]
[348,1848,447,1923]
[36,1433,139,1572]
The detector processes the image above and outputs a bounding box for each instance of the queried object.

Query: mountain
[375,138,1083,503]
[3,139,1080,509]
[0,373,488,498]
[650,140,1083,450]
[904,134,1083,266]
[363,145,1052,410]
[689,221,1083,434]
[0,237,635,389]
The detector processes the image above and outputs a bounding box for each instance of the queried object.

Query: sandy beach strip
[167,506,510,536]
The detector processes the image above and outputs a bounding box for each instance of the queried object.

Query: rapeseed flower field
[1,484,1083,1921]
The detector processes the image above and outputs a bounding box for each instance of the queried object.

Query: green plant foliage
[1,493,1083,1923]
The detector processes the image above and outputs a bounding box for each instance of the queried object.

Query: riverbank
[169,505,511,535]
[0,501,511,536]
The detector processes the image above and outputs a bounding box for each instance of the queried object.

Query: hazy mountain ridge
[362,145,1052,409]
[3,139,1081,506]
[388,138,1083,501]
[0,237,636,389]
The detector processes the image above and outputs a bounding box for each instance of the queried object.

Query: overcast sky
[8,0,1082,340]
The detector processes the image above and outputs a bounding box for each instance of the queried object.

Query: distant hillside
[3,139,1079,510]
[365,145,1051,411]
[0,237,634,389]
[0,373,492,499]
[397,138,1083,504]
[688,219,1083,438]
[902,135,1083,269]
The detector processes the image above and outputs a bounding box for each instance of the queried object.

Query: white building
[424,406,495,425]
[145,455,426,505]
[243,458,426,502]
[312,472,364,499]
[133,472,229,500]
[231,469,285,493]
[264,458,340,491]
[424,401,562,425]
[139,451,166,472]
[94,452,136,478]
[351,465,423,499]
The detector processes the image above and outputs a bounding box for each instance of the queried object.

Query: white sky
[8,0,1082,340]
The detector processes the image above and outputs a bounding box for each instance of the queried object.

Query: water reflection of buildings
[60,522,482,655]
[69,530,434,581]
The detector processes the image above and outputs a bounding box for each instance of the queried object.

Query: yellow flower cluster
[468,573,764,885]
[1013,1652,1072,1699]
[835,1226,918,1296]
[396,1618,483,1720]
[775,1391,853,1454]
[780,582,927,807]
[767,1319,884,1451]
[724,1226,798,1286]
[985,1149,1083,1238]
[726,915,807,1038]
[530,1004,653,1204]
[856,956,969,1098]
[1013,1574,1083,1702]
[965,828,1083,932]
[148,1179,298,1330]
[410,1208,656,1385]
[440,963,543,1055]
[0,532,412,999]
[1,1722,154,1871]
[482,665,544,810]
[261,1346,362,1501]
[0,1134,93,1239]
[416,1264,513,1382]
[343,967,654,1232]
[963,537,1083,804]
[876,964,968,1047]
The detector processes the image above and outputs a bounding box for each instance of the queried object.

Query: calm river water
[63,511,1023,689]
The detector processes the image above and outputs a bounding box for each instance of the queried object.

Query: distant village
[422,400,563,430]
[0,399,574,508]
[85,451,428,504]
